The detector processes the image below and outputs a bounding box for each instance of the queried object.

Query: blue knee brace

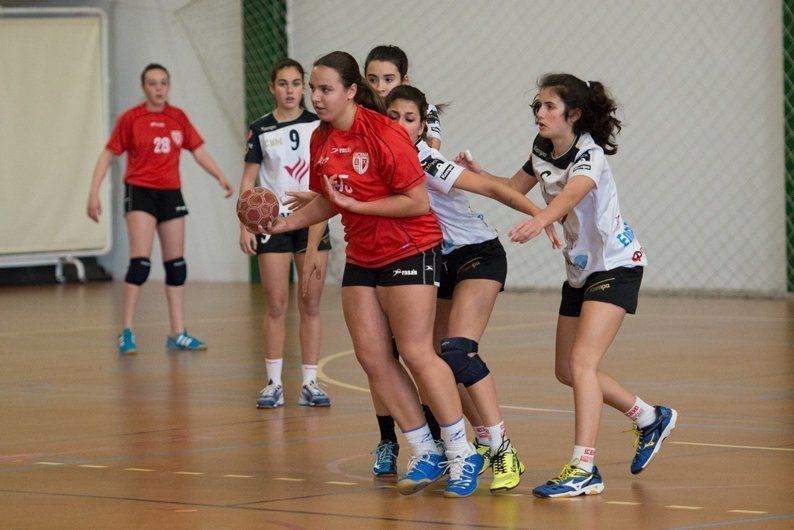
[124,257,151,285]
[439,337,490,387]
[164,257,187,286]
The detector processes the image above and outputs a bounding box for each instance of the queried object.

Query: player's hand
[453,151,482,174]
[257,215,288,235]
[219,176,234,198]
[323,175,360,212]
[545,224,563,249]
[508,217,544,244]
[301,248,326,297]
[239,228,257,256]
[283,191,317,211]
[87,193,101,223]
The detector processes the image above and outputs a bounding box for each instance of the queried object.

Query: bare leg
[257,253,293,360]
[156,217,186,335]
[293,251,329,365]
[123,212,156,328]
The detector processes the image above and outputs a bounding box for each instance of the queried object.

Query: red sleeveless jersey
[106,103,204,190]
[309,106,441,268]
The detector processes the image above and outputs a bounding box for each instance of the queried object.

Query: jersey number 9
[289,129,299,151]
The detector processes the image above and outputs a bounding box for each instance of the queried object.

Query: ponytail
[536,73,622,155]
[314,51,385,115]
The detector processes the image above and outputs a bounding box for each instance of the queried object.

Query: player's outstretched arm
[453,153,538,195]
[87,149,114,223]
[262,194,336,235]
[192,145,233,197]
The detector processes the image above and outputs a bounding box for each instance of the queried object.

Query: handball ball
[237,187,280,233]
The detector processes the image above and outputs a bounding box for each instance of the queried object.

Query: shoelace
[373,442,396,462]
[551,464,581,484]
[259,384,281,396]
[406,453,437,473]
[491,439,513,474]
[442,455,477,485]
[304,382,326,396]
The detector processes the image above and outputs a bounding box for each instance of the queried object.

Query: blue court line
[669,513,794,529]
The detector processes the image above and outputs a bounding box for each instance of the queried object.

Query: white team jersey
[417,140,498,254]
[525,132,646,287]
[426,103,442,141]
[245,109,320,215]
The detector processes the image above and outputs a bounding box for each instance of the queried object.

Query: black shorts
[256,225,332,254]
[559,266,644,317]
[124,184,187,223]
[438,237,507,300]
[341,246,441,287]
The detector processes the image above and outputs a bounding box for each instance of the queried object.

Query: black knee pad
[439,337,490,387]
[124,257,151,285]
[391,337,400,360]
[164,257,187,286]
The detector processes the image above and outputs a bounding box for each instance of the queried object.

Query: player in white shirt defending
[381,85,561,492]
[458,73,677,497]
[239,59,331,409]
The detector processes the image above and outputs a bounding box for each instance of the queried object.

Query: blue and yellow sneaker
[443,452,484,498]
[118,328,137,354]
[298,381,331,407]
[631,405,678,474]
[396,452,444,495]
[532,462,604,498]
[256,380,284,409]
[474,439,491,475]
[166,329,206,351]
[372,440,399,476]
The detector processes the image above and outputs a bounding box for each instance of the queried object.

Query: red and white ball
[236,187,280,233]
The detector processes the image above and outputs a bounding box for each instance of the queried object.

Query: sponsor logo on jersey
[632,248,644,262]
[285,157,309,183]
[539,170,551,181]
[572,254,588,270]
[572,164,591,172]
[175,205,187,212]
[265,137,283,148]
[352,152,369,174]
[421,156,444,177]
[331,146,351,154]
[150,121,165,128]
[392,268,418,276]
[170,130,183,146]
[616,221,635,248]
[260,125,277,132]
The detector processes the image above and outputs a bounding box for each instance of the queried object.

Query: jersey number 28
[153,137,171,153]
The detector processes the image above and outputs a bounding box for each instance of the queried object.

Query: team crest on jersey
[352,152,369,174]
[170,130,183,146]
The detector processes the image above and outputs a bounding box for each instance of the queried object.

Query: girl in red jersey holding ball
[87,63,232,354]
[256,51,483,498]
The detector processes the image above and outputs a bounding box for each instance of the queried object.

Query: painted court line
[174,509,198,513]
[274,477,305,482]
[223,474,254,478]
[124,468,154,472]
[34,462,64,466]
[670,441,794,452]
[667,505,703,510]
[78,465,108,469]
[607,501,642,506]
[728,510,767,515]
[173,471,204,475]
[325,481,357,486]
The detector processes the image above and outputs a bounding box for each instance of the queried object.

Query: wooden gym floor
[0,282,792,529]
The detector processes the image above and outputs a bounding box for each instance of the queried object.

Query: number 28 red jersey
[309,105,442,268]
[106,103,204,190]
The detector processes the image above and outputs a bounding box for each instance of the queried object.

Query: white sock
[625,396,656,429]
[571,445,595,472]
[441,417,474,457]
[474,425,489,445]
[486,421,506,454]
[403,423,440,456]
[266,358,283,386]
[301,364,317,385]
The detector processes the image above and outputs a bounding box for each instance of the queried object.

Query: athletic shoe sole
[166,345,207,351]
[256,398,284,409]
[632,408,678,475]
[397,474,443,495]
[298,399,331,407]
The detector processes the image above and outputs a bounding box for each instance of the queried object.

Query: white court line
[728,510,768,514]
[173,471,204,475]
[326,481,357,486]
[274,477,305,482]
[223,474,254,478]
[667,505,703,510]
[607,501,642,506]
[124,468,154,472]
[78,464,108,469]
[34,462,64,466]
[671,441,794,452]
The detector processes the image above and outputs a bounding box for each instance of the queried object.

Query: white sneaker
[256,380,284,409]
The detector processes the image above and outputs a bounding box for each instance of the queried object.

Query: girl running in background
[384,85,560,493]
[239,59,331,409]
[461,73,677,498]
[87,63,232,354]
[257,51,483,498]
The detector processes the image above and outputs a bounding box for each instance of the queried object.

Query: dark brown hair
[140,63,169,85]
[270,58,306,109]
[313,51,385,114]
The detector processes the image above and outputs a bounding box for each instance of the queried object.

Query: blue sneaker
[118,328,137,354]
[443,452,484,498]
[298,381,331,407]
[166,329,206,351]
[631,405,678,474]
[396,452,444,495]
[532,463,604,498]
[256,380,284,409]
[372,440,399,476]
